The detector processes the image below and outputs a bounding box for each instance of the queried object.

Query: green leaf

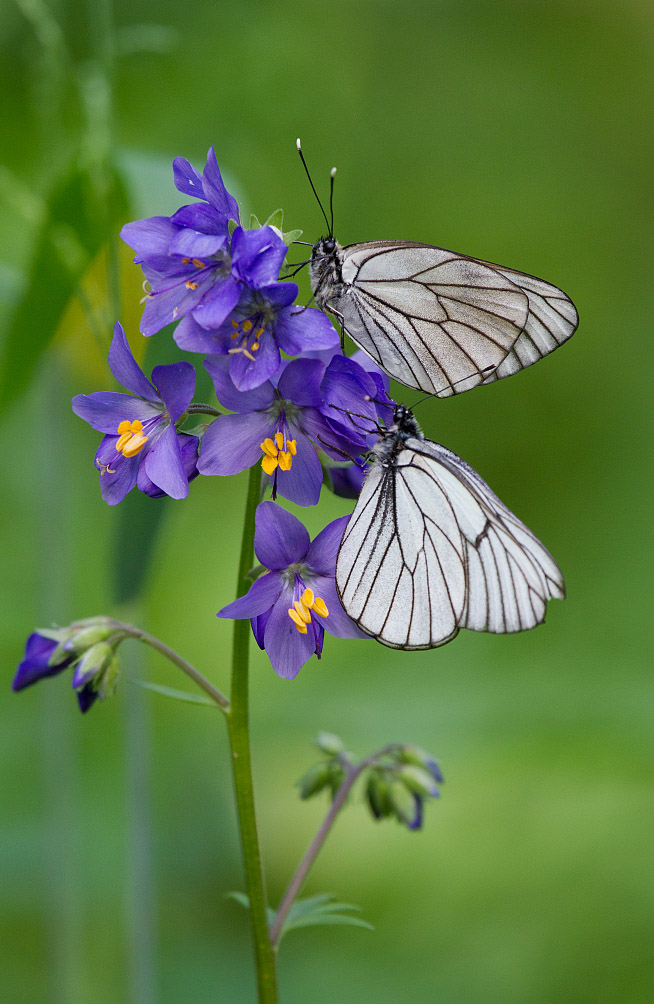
[248,213,261,230]
[283,228,303,246]
[264,208,283,231]
[0,160,129,416]
[130,679,218,707]
[230,891,373,942]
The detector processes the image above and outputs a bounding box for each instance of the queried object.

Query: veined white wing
[310,239,578,398]
[335,405,565,649]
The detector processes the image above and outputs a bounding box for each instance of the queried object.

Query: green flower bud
[72,641,114,690]
[366,769,393,820]
[315,731,345,756]
[296,762,333,800]
[98,655,120,700]
[397,765,439,798]
[389,779,420,828]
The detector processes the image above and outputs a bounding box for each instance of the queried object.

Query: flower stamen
[288,586,329,633]
[260,429,297,475]
[115,419,149,457]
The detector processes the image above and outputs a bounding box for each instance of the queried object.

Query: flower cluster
[11,146,402,701]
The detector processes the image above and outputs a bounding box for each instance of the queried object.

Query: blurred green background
[2,0,652,1001]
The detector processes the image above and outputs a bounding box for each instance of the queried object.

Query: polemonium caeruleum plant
[14,148,444,1003]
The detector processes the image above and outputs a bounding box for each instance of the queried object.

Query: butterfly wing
[324,242,577,397]
[336,438,565,649]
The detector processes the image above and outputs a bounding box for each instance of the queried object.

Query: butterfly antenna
[329,166,337,237]
[327,402,381,435]
[297,138,331,235]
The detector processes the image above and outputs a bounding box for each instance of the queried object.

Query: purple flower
[218,502,367,679]
[72,323,199,505]
[198,356,361,507]
[12,622,119,713]
[174,280,338,391]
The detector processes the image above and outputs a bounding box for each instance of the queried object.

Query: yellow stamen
[242,320,253,332]
[312,597,329,618]
[231,331,241,339]
[181,257,191,264]
[255,327,264,338]
[243,350,256,362]
[231,319,239,329]
[261,455,278,476]
[294,600,312,623]
[117,419,132,435]
[260,438,278,457]
[278,451,293,471]
[274,432,284,450]
[185,280,198,290]
[116,431,133,453]
[301,588,314,608]
[288,608,308,633]
[122,433,148,457]
[192,258,205,268]
[250,342,259,351]
[287,439,297,456]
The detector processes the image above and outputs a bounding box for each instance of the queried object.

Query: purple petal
[151,361,196,422]
[120,217,178,258]
[140,282,199,336]
[170,203,230,235]
[231,226,287,287]
[108,323,159,400]
[138,434,199,498]
[169,229,227,259]
[253,501,310,570]
[76,684,99,713]
[12,634,69,691]
[308,574,369,639]
[272,429,323,507]
[275,306,339,356]
[328,464,367,499]
[251,609,271,649]
[257,281,298,311]
[191,277,240,329]
[174,314,226,354]
[204,355,275,412]
[202,147,240,221]
[96,438,140,505]
[143,424,189,499]
[277,358,325,407]
[173,156,205,199]
[306,515,350,574]
[72,392,159,433]
[218,571,283,619]
[263,593,316,680]
[228,335,281,391]
[198,411,272,476]
[321,354,378,432]
[297,407,363,460]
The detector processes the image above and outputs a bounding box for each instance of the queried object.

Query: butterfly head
[392,404,422,440]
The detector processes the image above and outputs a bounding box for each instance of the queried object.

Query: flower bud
[72,642,114,690]
[98,655,120,700]
[389,779,422,828]
[315,731,345,756]
[397,745,444,785]
[296,762,333,800]
[397,765,440,798]
[366,769,393,820]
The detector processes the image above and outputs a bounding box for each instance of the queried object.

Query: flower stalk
[226,466,278,1002]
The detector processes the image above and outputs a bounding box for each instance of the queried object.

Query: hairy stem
[226,467,278,1002]
[269,745,396,947]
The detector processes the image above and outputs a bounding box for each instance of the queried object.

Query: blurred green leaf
[129,679,218,707]
[111,490,169,605]
[0,161,129,416]
[228,891,373,942]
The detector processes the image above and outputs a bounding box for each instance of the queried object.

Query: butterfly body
[335,404,565,650]
[311,237,578,397]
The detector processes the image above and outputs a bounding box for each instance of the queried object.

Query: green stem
[227,467,278,1003]
[269,745,396,947]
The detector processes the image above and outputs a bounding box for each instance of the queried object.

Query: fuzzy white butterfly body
[335,405,565,649]
[311,238,578,397]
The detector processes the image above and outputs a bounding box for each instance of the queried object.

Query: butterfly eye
[322,237,336,254]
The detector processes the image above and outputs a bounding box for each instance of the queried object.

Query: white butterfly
[310,237,578,397]
[335,404,565,649]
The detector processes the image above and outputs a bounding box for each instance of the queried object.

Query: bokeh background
[2,1,652,1002]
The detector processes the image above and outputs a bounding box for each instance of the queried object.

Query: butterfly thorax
[310,237,345,307]
[372,405,423,467]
